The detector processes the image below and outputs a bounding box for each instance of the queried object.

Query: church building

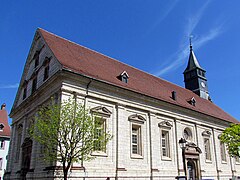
[4,28,240,180]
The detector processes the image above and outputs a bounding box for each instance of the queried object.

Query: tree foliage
[30,97,112,180]
[220,124,240,157]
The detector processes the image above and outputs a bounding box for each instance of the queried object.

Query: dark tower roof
[184,46,204,73]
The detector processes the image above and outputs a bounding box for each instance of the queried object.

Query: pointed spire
[184,38,202,73]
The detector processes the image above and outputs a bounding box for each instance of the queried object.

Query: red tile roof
[39,28,239,124]
[0,105,11,137]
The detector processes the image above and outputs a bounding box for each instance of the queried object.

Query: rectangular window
[161,130,170,158]
[236,156,240,163]
[0,158,2,170]
[93,117,106,152]
[23,87,27,100]
[34,51,40,68]
[43,65,49,81]
[220,142,226,162]
[204,138,211,161]
[0,140,4,149]
[32,77,37,94]
[131,125,142,156]
[15,132,22,162]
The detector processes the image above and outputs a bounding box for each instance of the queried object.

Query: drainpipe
[174,119,180,176]
[148,112,153,180]
[115,104,119,180]
[229,156,234,179]
[212,128,219,180]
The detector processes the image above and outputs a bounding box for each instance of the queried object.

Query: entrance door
[187,160,196,180]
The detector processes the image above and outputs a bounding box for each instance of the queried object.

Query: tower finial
[189,35,193,51]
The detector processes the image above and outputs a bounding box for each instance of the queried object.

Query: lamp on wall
[179,138,187,178]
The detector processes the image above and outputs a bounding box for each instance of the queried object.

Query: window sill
[131,154,143,159]
[91,151,107,157]
[161,156,172,161]
[205,160,212,164]
[221,161,227,164]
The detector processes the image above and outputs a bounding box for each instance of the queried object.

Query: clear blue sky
[1,1,240,123]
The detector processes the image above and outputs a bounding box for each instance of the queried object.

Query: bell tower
[183,42,209,100]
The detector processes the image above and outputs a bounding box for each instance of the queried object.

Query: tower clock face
[201,82,206,88]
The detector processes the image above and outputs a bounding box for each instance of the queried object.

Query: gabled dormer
[118,71,129,83]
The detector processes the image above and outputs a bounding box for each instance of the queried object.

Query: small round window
[183,128,192,141]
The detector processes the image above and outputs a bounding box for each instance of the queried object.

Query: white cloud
[147,1,179,34]
[185,0,210,36]
[153,24,225,76]
[0,83,19,89]
[152,1,226,77]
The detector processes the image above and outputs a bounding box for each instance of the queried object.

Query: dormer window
[33,51,40,68]
[187,97,196,106]
[0,123,4,131]
[119,71,129,83]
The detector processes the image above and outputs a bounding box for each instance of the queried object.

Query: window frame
[15,124,23,162]
[131,124,142,157]
[34,51,40,68]
[43,57,51,81]
[31,75,37,94]
[161,130,170,159]
[220,141,227,163]
[43,64,49,81]
[235,156,240,164]
[0,140,5,150]
[0,158,2,170]
[93,116,107,153]
[204,137,212,162]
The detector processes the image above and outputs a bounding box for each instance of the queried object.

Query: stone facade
[4,29,240,180]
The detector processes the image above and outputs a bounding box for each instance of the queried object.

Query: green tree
[220,124,240,157]
[30,97,111,180]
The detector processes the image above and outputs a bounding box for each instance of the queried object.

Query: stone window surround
[129,114,146,159]
[158,120,172,161]
[90,106,111,157]
[217,134,227,163]
[202,130,212,163]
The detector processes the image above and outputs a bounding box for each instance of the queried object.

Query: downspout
[229,156,234,179]
[115,104,119,180]
[174,119,180,176]
[82,79,92,177]
[212,128,219,180]
[148,112,153,180]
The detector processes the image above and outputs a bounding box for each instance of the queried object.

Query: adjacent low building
[0,104,11,180]
[5,28,240,180]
